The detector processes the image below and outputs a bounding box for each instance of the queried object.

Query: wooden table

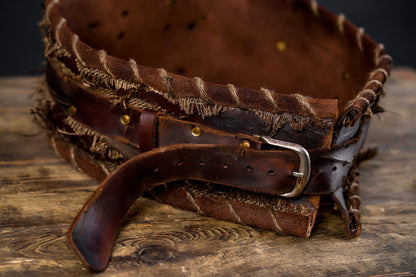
[1,69,415,276]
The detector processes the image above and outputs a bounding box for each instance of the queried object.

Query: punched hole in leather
[68,144,302,271]
[39,0,391,272]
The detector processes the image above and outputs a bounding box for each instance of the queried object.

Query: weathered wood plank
[0,71,415,276]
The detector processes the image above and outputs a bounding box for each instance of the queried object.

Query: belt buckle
[260,136,311,198]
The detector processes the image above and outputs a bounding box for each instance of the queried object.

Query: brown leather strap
[138,110,158,152]
[66,141,358,271]
[46,64,367,196]
[38,0,391,272]
[44,58,368,271]
[67,144,297,270]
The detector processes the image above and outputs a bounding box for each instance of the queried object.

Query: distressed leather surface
[38,0,391,271]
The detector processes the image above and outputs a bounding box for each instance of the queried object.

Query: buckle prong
[260,136,311,198]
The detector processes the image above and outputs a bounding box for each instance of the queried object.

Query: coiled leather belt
[37,0,391,271]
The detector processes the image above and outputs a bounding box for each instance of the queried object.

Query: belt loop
[138,110,159,152]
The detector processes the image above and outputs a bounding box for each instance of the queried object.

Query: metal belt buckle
[260,136,311,198]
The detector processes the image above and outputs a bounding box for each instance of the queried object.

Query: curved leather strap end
[67,144,299,270]
[331,187,362,238]
[67,166,139,271]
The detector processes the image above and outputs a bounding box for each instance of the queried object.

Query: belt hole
[223,164,229,169]
[267,169,275,176]
[177,161,184,167]
[246,166,253,172]
[167,0,176,9]
[162,23,170,31]
[88,22,98,30]
[187,22,196,30]
[332,166,337,171]
[116,31,125,39]
[120,10,128,18]
[177,67,186,75]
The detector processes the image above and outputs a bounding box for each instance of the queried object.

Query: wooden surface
[0,69,415,276]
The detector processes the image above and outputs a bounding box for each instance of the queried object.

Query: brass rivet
[191,126,202,137]
[276,41,287,52]
[240,140,251,148]
[342,72,350,81]
[121,114,131,125]
[69,105,77,116]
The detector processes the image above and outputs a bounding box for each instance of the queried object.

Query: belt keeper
[138,110,158,153]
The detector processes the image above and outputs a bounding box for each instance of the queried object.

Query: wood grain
[0,72,415,276]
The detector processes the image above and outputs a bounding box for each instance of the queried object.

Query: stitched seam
[45,0,59,24]
[227,200,242,224]
[226,84,241,107]
[129,58,143,83]
[294,94,317,117]
[337,14,345,34]
[185,189,203,215]
[261,87,278,110]
[369,68,389,80]
[364,80,383,89]
[45,31,339,132]
[98,50,115,77]
[356,27,365,52]
[309,0,319,18]
[158,68,173,94]
[72,34,86,66]
[69,145,83,173]
[99,162,110,176]
[269,208,283,233]
[55,18,66,47]
[194,77,212,103]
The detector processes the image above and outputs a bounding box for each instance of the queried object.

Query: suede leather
[39,0,391,272]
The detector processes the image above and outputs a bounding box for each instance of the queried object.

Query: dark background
[1,0,415,76]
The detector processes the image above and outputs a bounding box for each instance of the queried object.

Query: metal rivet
[191,126,202,137]
[342,72,350,81]
[121,114,131,125]
[69,105,77,116]
[240,140,251,148]
[276,41,287,52]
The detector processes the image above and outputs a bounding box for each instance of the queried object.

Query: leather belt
[37,0,391,271]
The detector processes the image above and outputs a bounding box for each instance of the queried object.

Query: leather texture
[37,0,391,271]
